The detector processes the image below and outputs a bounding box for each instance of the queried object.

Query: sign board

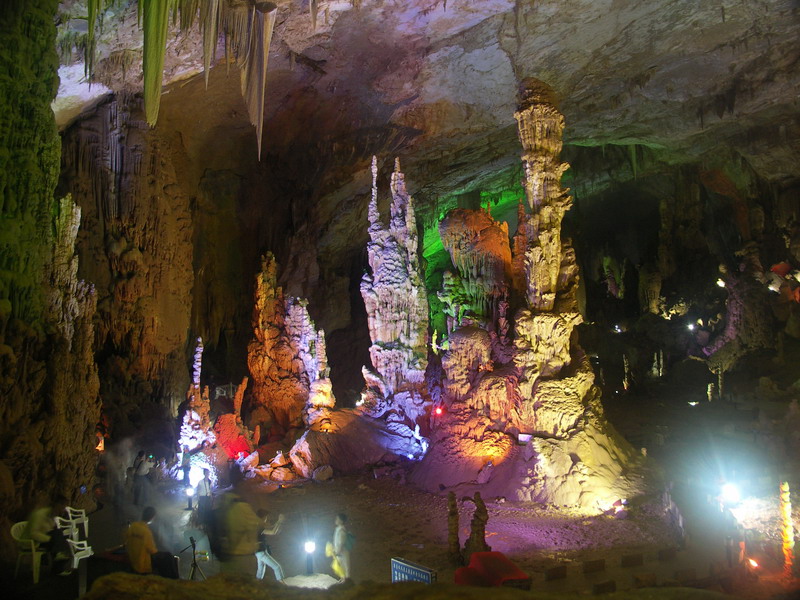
[391,557,437,584]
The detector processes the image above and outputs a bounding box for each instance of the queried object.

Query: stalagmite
[248,252,335,434]
[179,337,216,452]
[413,79,640,512]
[360,156,429,420]
[462,492,491,562]
[513,79,572,311]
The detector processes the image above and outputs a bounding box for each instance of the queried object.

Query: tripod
[180,536,206,581]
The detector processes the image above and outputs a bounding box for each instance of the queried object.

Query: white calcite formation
[179,337,216,452]
[360,156,430,420]
[413,80,640,512]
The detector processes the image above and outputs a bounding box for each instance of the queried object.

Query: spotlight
[688,401,699,407]
[185,486,195,510]
[716,278,726,288]
[304,540,315,575]
[687,323,695,331]
[721,482,740,504]
[748,558,758,569]
[434,406,443,416]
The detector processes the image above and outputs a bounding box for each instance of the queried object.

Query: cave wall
[59,95,194,431]
[0,0,100,560]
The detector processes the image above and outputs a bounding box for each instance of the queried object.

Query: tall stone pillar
[513,79,573,311]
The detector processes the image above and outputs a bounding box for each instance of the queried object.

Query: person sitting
[255,509,286,582]
[23,495,71,574]
[124,506,158,574]
[120,506,179,578]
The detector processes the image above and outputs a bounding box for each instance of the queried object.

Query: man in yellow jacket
[125,506,158,574]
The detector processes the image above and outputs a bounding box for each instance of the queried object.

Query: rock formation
[247,252,335,437]
[179,337,216,453]
[438,207,512,328]
[413,80,639,512]
[0,0,101,560]
[508,81,639,507]
[360,157,430,422]
[59,94,194,428]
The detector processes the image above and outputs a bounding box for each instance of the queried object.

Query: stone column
[513,79,572,311]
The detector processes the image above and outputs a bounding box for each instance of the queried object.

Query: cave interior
[2,0,800,597]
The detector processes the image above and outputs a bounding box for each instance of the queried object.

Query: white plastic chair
[55,516,79,542]
[11,521,49,584]
[66,539,93,570]
[65,507,88,538]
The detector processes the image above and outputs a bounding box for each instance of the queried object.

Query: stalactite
[439,207,511,322]
[310,0,318,31]
[238,2,277,160]
[142,0,170,126]
[201,0,220,89]
[85,0,104,78]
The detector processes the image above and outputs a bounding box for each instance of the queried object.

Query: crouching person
[125,507,178,578]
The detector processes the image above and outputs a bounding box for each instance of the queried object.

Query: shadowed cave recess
[3,0,800,598]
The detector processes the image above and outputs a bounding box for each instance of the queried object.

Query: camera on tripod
[181,535,207,580]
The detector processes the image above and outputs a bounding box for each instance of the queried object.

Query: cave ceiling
[53,0,800,322]
[55,0,800,175]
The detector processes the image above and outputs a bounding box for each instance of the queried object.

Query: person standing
[196,469,213,524]
[133,454,154,506]
[255,509,286,582]
[133,450,145,473]
[180,445,191,484]
[332,513,351,581]
[222,495,262,574]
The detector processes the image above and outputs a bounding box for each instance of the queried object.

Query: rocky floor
[10,364,800,599]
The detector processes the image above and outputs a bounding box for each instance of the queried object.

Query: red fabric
[467,551,530,587]
[771,262,792,277]
[454,566,489,587]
